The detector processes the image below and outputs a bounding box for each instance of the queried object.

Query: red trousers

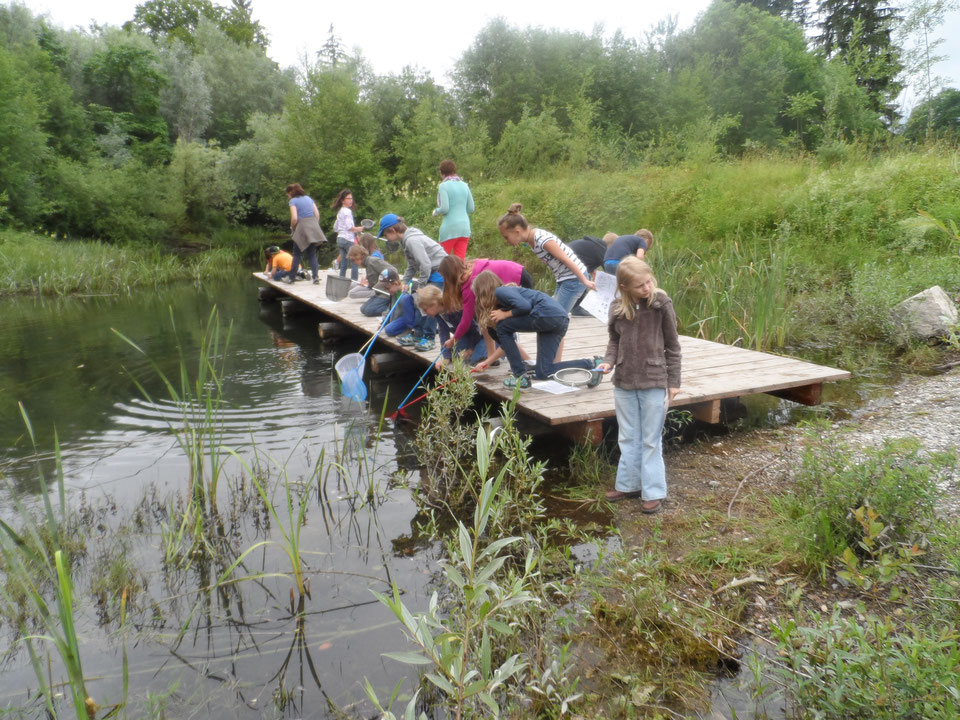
[440,236,469,259]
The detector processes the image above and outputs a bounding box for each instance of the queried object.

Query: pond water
[0,278,442,718]
[0,276,873,719]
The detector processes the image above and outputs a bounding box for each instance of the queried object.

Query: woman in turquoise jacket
[433,159,475,260]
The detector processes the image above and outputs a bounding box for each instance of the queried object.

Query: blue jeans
[360,294,389,317]
[603,260,620,275]
[456,334,487,363]
[494,314,592,379]
[338,237,359,280]
[412,279,443,339]
[553,278,587,314]
[289,243,319,281]
[613,386,668,500]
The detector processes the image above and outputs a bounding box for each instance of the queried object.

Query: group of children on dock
[264,170,680,513]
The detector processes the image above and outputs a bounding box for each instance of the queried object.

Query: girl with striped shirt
[497,203,596,314]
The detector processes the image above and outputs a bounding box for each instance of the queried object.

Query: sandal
[641,499,663,514]
[605,489,641,502]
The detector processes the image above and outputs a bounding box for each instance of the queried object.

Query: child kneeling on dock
[471,270,602,389]
[373,269,435,351]
[349,242,396,307]
[265,246,293,280]
[417,285,487,369]
[596,257,681,514]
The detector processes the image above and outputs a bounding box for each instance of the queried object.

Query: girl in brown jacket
[596,257,681,513]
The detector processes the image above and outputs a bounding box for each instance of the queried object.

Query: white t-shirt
[531,228,586,284]
[334,207,356,243]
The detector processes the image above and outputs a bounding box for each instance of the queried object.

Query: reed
[0,406,91,719]
[0,227,267,297]
[113,307,231,513]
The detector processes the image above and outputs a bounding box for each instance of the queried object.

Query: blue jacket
[494,286,567,320]
[384,293,418,336]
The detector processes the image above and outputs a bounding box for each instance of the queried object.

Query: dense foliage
[0,0,957,248]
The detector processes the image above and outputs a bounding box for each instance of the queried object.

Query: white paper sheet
[531,380,580,394]
[579,270,618,322]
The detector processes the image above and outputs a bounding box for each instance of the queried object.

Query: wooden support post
[281,298,311,315]
[258,286,283,302]
[688,399,721,424]
[768,383,822,406]
[318,322,356,339]
[558,419,605,445]
[370,352,420,376]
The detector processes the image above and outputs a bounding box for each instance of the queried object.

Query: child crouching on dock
[373,268,434,351]
[416,285,488,369]
[596,257,681,514]
[471,271,602,389]
[348,244,396,308]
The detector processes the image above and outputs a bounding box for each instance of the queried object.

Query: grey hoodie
[400,227,447,287]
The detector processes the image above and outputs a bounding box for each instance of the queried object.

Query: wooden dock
[256,271,851,440]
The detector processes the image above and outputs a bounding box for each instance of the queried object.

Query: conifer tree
[815,0,903,125]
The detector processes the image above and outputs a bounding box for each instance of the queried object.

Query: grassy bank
[0,227,278,297]
[389,146,960,371]
[4,147,959,370]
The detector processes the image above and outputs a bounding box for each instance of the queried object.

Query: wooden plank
[689,400,721,424]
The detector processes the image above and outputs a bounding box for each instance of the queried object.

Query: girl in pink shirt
[438,255,534,359]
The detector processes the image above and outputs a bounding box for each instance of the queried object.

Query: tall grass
[0,407,92,719]
[0,226,271,297]
[386,147,960,368]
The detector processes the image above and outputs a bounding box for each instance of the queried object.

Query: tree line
[0,0,956,246]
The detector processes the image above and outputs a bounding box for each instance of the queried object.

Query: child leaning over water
[596,257,681,514]
[416,285,488,370]
[471,271,602,389]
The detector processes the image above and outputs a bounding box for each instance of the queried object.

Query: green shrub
[773,611,960,719]
[775,429,944,569]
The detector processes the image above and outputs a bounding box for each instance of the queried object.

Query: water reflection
[0,278,434,718]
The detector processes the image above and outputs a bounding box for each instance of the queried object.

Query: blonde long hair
[615,257,662,320]
[470,270,504,328]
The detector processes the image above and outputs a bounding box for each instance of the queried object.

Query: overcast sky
[25,0,960,112]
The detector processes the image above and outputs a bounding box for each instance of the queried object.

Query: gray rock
[893,285,958,340]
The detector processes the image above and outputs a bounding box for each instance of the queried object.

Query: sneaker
[593,355,605,368]
[586,369,604,388]
[523,359,537,371]
[282,276,295,284]
[414,337,436,352]
[503,373,531,390]
[312,277,320,285]
[397,333,417,346]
